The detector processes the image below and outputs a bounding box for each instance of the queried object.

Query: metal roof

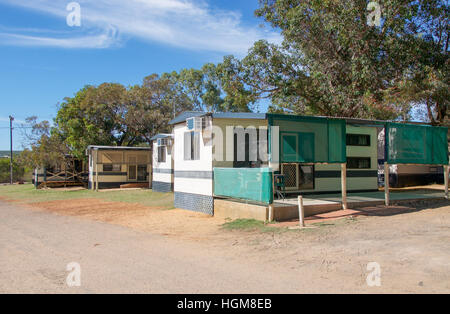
[169,111,438,128]
[268,113,436,128]
[169,111,267,125]
[212,112,266,120]
[168,111,206,125]
[150,134,174,141]
[86,145,151,151]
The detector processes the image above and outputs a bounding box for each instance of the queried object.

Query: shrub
[0,159,26,183]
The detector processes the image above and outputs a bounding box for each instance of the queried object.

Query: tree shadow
[355,199,450,217]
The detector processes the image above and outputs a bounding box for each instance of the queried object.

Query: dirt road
[1,200,449,293]
[0,201,300,293]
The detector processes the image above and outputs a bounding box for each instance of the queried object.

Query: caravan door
[128,156,137,181]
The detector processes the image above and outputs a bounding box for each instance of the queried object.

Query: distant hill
[0,151,21,158]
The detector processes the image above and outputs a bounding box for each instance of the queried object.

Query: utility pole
[9,115,14,185]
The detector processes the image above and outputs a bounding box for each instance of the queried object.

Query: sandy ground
[1,196,450,293]
[25,198,224,241]
[0,201,303,294]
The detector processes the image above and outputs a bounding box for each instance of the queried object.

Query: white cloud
[0,26,118,49]
[0,0,281,54]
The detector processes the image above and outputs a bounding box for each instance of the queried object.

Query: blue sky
[0,0,280,150]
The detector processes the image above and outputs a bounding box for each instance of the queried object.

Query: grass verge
[0,184,174,209]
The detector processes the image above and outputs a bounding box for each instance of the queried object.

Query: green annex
[168,111,448,219]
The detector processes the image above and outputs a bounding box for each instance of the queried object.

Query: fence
[214,168,273,204]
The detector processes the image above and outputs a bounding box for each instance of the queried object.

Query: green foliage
[30,64,254,165]
[19,116,69,168]
[173,63,253,112]
[229,0,449,122]
[52,74,197,159]
[54,87,104,160]
[384,64,449,125]
[25,0,448,166]
[0,159,26,183]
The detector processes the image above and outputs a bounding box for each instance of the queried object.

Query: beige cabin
[86,146,151,190]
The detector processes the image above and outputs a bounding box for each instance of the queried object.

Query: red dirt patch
[0,196,23,203]
[29,198,226,241]
[30,198,164,220]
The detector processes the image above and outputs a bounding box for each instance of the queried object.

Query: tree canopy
[22,67,255,166]
[235,0,448,122]
[22,0,448,167]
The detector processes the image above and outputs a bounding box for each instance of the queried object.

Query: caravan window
[158,146,166,163]
[347,157,371,169]
[184,132,200,161]
[103,164,121,172]
[347,134,371,146]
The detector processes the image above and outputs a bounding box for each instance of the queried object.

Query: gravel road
[2,200,449,293]
[0,201,302,293]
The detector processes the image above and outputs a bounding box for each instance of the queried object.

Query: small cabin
[86,146,151,190]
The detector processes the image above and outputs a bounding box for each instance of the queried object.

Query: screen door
[128,156,137,181]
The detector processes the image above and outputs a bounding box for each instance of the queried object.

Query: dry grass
[0,184,174,208]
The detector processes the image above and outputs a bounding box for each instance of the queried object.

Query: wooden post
[298,196,305,227]
[384,162,390,206]
[341,163,347,210]
[95,150,99,192]
[268,204,274,223]
[95,168,99,192]
[444,165,449,200]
